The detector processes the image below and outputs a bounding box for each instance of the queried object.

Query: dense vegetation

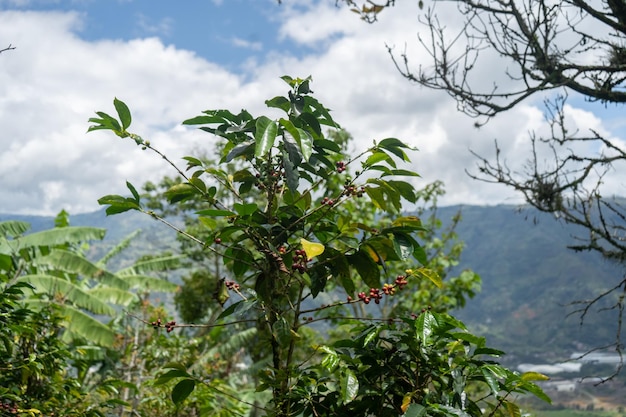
[1,77,551,416]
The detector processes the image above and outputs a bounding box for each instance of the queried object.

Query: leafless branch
[0,44,15,54]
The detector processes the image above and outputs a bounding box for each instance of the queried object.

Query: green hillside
[440,204,624,362]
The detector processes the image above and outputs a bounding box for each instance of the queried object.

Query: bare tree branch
[0,44,15,54]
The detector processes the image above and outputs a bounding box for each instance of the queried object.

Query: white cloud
[231,36,262,51]
[0,3,622,215]
[136,13,173,37]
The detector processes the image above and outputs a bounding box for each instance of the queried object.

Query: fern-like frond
[96,230,141,268]
[36,249,130,290]
[0,220,31,239]
[60,306,116,347]
[122,274,178,292]
[88,286,138,306]
[24,299,116,347]
[205,327,258,358]
[116,254,182,276]
[17,226,106,248]
[18,274,116,316]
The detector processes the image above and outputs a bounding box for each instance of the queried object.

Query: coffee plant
[89,76,550,416]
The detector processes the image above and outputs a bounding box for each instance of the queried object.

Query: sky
[0,0,624,215]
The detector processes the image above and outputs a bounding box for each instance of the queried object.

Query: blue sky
[0,0,624,215]
[4,0,297,67]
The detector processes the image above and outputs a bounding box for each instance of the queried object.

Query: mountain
[2,205,624,364]
[440,204,624,363]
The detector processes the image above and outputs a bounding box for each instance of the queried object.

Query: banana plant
[0,211,179,347]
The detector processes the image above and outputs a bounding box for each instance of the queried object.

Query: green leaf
[378,137,413,161]
[98,195,140,215]
[384,169,420,177]
[521,381,552,403]
[296,128,313,161]
[348,249,380,288]
[164,183,197,203]
[266,96,290,113]
[378,137,412,149]
[171,379,196,405]
[126,181,140,202]
[321,348,339,371]
[19,274,117,316]
[117,254,182,276]
[504,400,521,417]
[0,220,31,238]
[309,264,330,298]
[89,111,121,132]
[114,98,131,130]
[474,347,505,357]
[154,368,191,385]
[481,367,501,396]
[391,232,414,260]
[415,310,436,345]
[365,150,394,168]
[314,138,341,153]
[217,298,258,320]
[365,186,387,211]
[282,146,300,192]
[18,226,106,248]
[233,203,258,216]
[272,317,292,347]
[403,403,427,417]
[224,141,255,162]
[37,249,130,290]
[363,326,379,346]
[254,116,278,158]
[341,369,359,403]
[388,180,417,203]
[298,112,321,137]
[88,287,137,306]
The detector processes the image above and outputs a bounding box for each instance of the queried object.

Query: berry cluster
[225,280,240,291]
[343,184,365,198]
[382,283,396,295]
[320,196,335,206]
[347,275,410,305]
[151,318,177,333]
[394,274,408,289]
[292,249,310,273]
[255,166,284,191]
[0,402,17,414]
[336,161,347,173]
[356,287,384,304]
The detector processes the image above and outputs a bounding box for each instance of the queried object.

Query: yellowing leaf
[363,245,380,263]
[401,393,412,413]
[415,267,442,288]
[300,238,325,259]
[521,371,550,381]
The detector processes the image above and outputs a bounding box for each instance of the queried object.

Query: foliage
[89,76,549,416]
[345,0,626,375]
[294,311,549,417]
[0,210,179,348]
[0,220,125,416]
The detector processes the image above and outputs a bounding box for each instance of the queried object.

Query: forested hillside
[443,205,624,362]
